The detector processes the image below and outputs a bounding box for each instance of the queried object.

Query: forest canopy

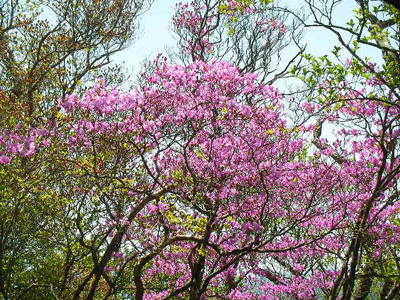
[0,0,399,299]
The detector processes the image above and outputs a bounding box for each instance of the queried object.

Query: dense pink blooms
[2,59,398,298]
[0,126,52,164]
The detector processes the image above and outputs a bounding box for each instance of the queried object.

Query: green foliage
[0,0,152,298]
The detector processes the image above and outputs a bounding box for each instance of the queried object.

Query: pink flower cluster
[0,126,51,164]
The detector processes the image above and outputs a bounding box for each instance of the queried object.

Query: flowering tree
[2,57,398,299]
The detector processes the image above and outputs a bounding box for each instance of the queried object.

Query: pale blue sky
[114,0,382,77]
[113,1,178,74]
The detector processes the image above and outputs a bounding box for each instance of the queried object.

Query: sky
[113,0,375,76]
[113,1,178,75]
